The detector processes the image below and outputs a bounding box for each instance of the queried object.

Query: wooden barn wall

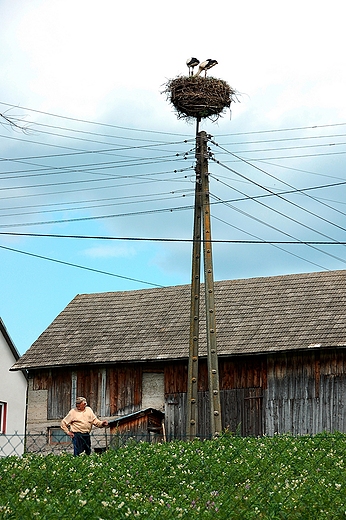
[165,388,263,439]
[165,356,266,438]
[77,365,142,417]
[163,355,267,393]
[77,367,103,413]
[107,365,142,417]
[30,348,346,437]
[47,369,71,420]
[265,349,346,435]
[165,392,187,439]
[220,356,267,390]
[32,369,71,421]
[33,365,143,421]
[164,361,187,394]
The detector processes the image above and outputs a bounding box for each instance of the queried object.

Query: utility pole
[186,121,202,439]
[186,129,222,438]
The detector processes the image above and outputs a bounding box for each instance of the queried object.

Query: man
[61,397,108,456]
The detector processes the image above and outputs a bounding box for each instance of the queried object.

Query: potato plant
[1,432,346,519]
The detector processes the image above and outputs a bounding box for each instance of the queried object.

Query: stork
[186,57,200,77]
[195,59,218,77]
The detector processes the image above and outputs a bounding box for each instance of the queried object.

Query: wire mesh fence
[1,431,346,518]
[0,430,169,457]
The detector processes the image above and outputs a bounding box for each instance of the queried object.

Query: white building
[0,318,27,456]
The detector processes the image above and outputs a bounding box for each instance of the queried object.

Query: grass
[1,432,346,519]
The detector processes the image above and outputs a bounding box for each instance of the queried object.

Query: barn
[11,269,346,445]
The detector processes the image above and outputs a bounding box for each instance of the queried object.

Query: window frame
[0,401,7,434]
[48,427,71,445]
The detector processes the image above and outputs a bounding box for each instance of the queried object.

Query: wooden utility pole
[186,130,222,438]
[186,123,202,439]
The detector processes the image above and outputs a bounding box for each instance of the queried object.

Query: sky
[1,0,346,355]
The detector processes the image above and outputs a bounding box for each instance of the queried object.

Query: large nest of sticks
[163,75,238,122]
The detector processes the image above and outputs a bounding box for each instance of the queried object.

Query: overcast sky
[1,0,346,355]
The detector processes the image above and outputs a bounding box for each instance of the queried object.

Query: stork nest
[163,75,238,122]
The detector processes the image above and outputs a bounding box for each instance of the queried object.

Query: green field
[1,432,346,519]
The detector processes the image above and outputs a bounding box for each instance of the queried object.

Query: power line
[0,243,164,288]
[2,230,346,245]
[211,214,329,271]
[0,101,188,137]
[0,168,193,202]
[210,142,346,235]
[17,124,193,152]
[210,190,346,266]
[4,101,346,137]
[220,148,346,162]
[0,187,193,212]
[217,140,346,157]
[0,203,195,228]
[215,122,346,137]
[0,191,194,219]
[217,132,346,147]
[0,139,193,164]
[0,156,190,191]
[210,164,346,244]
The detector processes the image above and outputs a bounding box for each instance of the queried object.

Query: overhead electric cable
[3,100,346,138]
[19,125,192,152]
[0,244,164,288]
[219,140,346,156]
[0,140,193,164]
[248,158,345,182]
[210,143,346,236]
[216,142,346,220]
[215,122,346,137]
[0,187,193,213]
[2,230,346,246]
[2,177,345,219]
[0,203,195,228]
[218,132,346,147]
[220,149,346,162]
[211,214,328,271]
[209,190,346,266]
[0,191,194,219]
[0,168,193,201]
[0,101,189,137]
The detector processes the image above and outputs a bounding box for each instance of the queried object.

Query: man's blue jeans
[72,432,91,456]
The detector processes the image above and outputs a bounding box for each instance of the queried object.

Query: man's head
[76,397,87,410]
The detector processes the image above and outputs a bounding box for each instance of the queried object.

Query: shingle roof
[11,270,346,371]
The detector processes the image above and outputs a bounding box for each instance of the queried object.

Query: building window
[0,402,7,434]
[48,427,70,445]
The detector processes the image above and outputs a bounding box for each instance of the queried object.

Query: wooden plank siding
[29,348,346,437]
[265,349,346,435]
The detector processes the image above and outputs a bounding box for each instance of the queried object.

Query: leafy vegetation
[1,432,346,519]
